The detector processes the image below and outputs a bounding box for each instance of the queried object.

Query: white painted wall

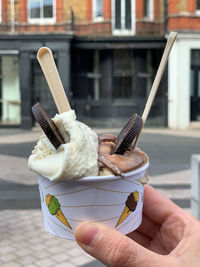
[191,154,200,219]
[168,33,200,129]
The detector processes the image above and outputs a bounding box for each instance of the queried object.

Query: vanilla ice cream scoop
[28,110,98,181]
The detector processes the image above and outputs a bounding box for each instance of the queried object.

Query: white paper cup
[38,162,149,240]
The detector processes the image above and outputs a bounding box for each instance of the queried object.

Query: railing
[0,7,165,36]
[0,7,74,33]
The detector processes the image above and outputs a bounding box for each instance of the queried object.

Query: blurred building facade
[0,0,199,129]
[168,0,200,129]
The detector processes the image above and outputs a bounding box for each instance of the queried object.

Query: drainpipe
[11,0,15,33]
[70,6,74,31]
[164,0,168,35]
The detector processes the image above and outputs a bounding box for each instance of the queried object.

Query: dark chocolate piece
[32,103,65,149]
[125,192,138,212]
[112,113,143,155]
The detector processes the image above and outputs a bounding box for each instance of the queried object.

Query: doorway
[190,50,200,121]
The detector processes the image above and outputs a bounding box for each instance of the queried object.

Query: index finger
[143,184,182,224]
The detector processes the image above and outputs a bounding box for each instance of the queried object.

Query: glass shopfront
[71,47,167,126]
[0,56,21,125]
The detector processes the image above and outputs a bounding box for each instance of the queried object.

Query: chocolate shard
[98,134,117,143]
[112,113,143,155]
[32,102,65,149]
[98,155,124,177]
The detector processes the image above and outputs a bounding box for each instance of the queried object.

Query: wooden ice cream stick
[133,31,177,148]
[142,31,177,123]
[37,47,71,114]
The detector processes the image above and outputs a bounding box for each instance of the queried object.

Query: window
[112,50,133,99]
[87,51,101,101]
[112,0,135,35]
[196,0,200,14]
[197,0,200,9]
[28,0,55,23]
[93,0,103,21]
[144,0,154,20]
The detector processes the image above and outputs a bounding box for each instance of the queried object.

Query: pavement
[0,126,200,266]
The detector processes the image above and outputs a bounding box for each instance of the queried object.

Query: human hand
[75,184,200,267]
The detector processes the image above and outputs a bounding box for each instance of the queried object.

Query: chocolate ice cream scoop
[98,133,146,176]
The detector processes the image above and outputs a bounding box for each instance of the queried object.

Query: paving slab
[0,209,94,266]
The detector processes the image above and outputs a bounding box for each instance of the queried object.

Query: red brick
[19,0,27,22]
[188,0,195,13]
[87,0,92,21]
[56,0,63,22]
[168,0,179,14]
[2,0,7,23]
[136,0,144,18]
[168,16,200,30]
[104,0,111,19]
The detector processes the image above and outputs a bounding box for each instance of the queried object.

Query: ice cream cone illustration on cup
[45,194,72,230]
[115,191,139,227]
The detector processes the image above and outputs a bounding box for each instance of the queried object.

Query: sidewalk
[0,210,94,267]
[0,126,199,266]
[1,125,200,145]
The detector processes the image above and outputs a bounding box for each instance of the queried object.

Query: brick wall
[168,0,200,31]
[136,0,164,35]
[0,0,72,33]
[0,0,166,36]
[74,0,111,35]
[168,16,200,31]
[63,0,87,23]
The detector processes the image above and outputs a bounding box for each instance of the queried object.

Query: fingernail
[75,223,99,246]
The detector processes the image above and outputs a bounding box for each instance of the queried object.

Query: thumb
[75,222,167,267]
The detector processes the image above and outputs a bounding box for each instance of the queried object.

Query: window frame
[144,0,154,21]
[112,0,136,35]
[93,0,104,22]
[196,0,200,15]
[27,0,56,24]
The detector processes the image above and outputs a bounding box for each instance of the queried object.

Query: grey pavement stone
[55,262,76,267]
[50,252,70,263]
[0,209,94,266]
[35,258,56,267]
[2,261,21,267]
[71,254,95,266]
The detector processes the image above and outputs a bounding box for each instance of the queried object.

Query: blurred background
[0,0,200,129]
[0,0,200,266]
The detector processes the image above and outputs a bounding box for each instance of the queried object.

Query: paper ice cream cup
[38,162,149,240]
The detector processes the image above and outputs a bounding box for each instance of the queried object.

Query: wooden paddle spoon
[37,47,71,114]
